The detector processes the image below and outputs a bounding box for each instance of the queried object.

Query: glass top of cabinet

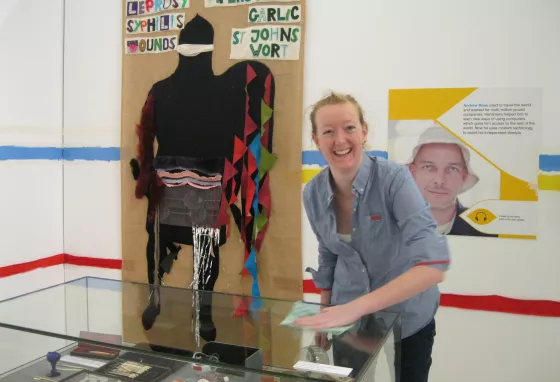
[0,277,401,382]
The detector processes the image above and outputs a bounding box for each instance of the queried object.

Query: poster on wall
[388,87,541,239]
[119,0,305,358]
[204,0,299,7]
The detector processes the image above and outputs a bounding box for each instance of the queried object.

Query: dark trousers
[333,318,436,382]
[394,318,436,382]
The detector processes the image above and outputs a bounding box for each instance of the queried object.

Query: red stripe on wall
[2,256,559,318]
[303,279,321,294]
[64,254,122,269]
[0,254,65,278]
[440,293,560,318]
[303,279,560,318]
[0,254,122,278]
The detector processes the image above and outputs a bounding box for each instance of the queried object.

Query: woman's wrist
[352,293,379,317]
[320,290,331,305]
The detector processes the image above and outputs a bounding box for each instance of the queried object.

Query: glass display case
[0,277,401,382]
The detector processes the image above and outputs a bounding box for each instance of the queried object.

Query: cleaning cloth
[280,301,355,335]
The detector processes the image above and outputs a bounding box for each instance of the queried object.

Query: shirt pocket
[361,213,386,238]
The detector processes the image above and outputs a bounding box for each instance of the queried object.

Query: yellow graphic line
[498,234,537,240]
[302,169,560,192]
[435,119,538,201]
[539,173,560,191]
[435,119,504,174]
[302,168,322,184]
[388,88,477,120]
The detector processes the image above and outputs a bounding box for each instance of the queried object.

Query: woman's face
[313,102,368,175]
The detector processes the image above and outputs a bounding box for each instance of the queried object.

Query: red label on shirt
[371,215,382,221]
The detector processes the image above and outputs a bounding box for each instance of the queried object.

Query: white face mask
[176,44,214,57]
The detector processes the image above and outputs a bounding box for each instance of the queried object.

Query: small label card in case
[293,361,353,377]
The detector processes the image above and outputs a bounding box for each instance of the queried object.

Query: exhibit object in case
[0,277,401,382]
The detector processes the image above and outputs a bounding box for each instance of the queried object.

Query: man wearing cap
[407,126,497,237]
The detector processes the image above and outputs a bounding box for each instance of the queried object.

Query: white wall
[300,1,560,381]
[0,0,65,298]
[301,0,560,301]
[62,0,123,283]
[0,0,122,373]
[1,0,559,381]
[0,0,65,374]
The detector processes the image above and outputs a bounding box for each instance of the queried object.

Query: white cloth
[337,233,351,243]
[176,43,214,57]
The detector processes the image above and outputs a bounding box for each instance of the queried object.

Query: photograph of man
[407,126,498,237]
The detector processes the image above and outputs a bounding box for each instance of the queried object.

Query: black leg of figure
[142,231,168,331]
[196,239,220,343]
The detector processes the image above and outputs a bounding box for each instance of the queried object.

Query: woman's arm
[303,182,338,293]
[320,290,332,305]
[295,166,450,330]
[353,166,450,315]
[352,265,444,316]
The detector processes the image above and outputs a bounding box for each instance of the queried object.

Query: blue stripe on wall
[0,146,120,161]
[0,146,62,160]
[2,146,559,172]
[303,150,560,172]
[64,147,120,161]
[540,155,560,172]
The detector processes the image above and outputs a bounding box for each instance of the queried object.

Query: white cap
[406,125,479,194]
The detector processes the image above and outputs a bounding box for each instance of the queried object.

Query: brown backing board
[120,0,305,365]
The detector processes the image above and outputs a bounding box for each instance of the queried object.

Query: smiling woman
[310,92,368,183]
[299,91,450,382]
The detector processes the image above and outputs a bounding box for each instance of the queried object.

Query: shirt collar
[326,152,373,204]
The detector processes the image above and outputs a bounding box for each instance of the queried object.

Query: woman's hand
[314,332,331,350]
[294,302,363,330]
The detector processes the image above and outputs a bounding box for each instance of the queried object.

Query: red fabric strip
[302,279,560,317]
[416,260,451,266]
[246,64,257,84]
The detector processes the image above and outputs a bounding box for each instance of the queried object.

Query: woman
[295,92,450,382]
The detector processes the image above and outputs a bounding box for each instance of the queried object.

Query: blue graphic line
[303,150,560,172]
[0,146,120,161]
[302,150,388,166]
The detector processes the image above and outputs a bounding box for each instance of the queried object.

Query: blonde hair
[309,91,366,135]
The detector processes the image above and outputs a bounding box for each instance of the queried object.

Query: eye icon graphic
[467,208,496,225]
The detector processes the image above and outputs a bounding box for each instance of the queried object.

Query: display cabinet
[0,277,401,382]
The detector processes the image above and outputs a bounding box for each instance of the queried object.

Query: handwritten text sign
[126,12,185,34]
[248,5,301,23]
[126,0,189,17]
[231,25,301,60]
[125,35,178,54]
[206,0,297,8]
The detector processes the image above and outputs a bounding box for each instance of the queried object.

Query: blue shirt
[303,153,451,339]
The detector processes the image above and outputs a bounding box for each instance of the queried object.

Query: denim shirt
[303,153,451,339]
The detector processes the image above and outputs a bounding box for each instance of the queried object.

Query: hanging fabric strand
[190,226,220,346]
[151,206,161,307]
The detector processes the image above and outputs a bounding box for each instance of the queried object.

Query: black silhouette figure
[131,14,275,344]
